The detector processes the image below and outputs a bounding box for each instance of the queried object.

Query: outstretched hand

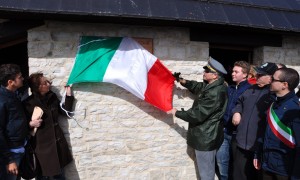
[65,86,72,96]
[167,108,177,115]
[173,72,182,82]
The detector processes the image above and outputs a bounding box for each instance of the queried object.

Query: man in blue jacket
[254,68,300,180]
[216,61,252,180]
[0,64,28,180]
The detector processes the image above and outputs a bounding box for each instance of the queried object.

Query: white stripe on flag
[103,37,156,100]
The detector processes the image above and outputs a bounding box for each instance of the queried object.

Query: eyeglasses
[39,80,52,86]
[271,77,285,83]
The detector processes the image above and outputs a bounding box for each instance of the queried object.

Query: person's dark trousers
[262,170,289,180]
[232,139,261,180]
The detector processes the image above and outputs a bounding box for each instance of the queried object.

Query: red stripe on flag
[144,59,175,112]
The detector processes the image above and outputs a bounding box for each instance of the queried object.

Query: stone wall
[27,21,300,180]
[253,35,300,91]
[254,36,300,67]
[27,21,208,180]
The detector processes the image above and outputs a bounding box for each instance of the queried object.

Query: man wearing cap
[167,57,228,180]
[231,62,278,180]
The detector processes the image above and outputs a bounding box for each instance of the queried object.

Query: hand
[30,118,42,128]
[167,108,177,115]
[173,72,182,82]
[232,113,241,126]
[253,159,261,170]
[65,86,72,96]
[7,162,18,175]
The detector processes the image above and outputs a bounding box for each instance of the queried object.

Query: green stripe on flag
[67,37,123,85]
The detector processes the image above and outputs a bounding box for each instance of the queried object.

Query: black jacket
[0,86,28,164]
[233,84,274,151]
[23,91,74,176]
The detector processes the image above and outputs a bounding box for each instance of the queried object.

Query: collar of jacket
[251,84,270,93]
[274,91,296,108]
[32,90,55,107]
[204,77,225,91]
[0,85,17,98]
[231,80,250,89]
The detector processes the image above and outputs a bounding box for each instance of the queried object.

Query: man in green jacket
[168,57,228,180]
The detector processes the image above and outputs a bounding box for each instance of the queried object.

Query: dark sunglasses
[204,69,216,73]
[271,76,285,83]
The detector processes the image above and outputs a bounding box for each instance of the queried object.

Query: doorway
[0,42,28,77]
[209,46,253,85]
[0,41,29,99]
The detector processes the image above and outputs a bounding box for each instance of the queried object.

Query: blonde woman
[247,65,257,85]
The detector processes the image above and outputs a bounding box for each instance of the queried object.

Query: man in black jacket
[231,62,278,180]
[0,64,32,180]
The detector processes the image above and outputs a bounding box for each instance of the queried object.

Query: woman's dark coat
[23,91,74,176]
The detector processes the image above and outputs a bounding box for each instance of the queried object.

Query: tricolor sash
[267,103,296,148]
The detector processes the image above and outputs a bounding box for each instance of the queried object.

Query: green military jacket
[175,77,228,151]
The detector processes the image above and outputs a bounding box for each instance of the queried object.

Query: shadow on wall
[70,82,189,137]
[67,82,201,179]
[52,83,200,180]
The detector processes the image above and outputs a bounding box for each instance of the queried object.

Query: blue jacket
[222,80,251,134]
[261,92,300,179]
[0,86,28,164]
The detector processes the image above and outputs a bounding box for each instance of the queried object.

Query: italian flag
[67,36,175,112]
[267,103,296,148]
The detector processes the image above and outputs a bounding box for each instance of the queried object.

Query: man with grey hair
[231,62,278,180]
[167,57,228,180]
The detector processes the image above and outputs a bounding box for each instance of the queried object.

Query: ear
[7,79,14,86]
[213,73,219,80]
[282,82,289,90]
